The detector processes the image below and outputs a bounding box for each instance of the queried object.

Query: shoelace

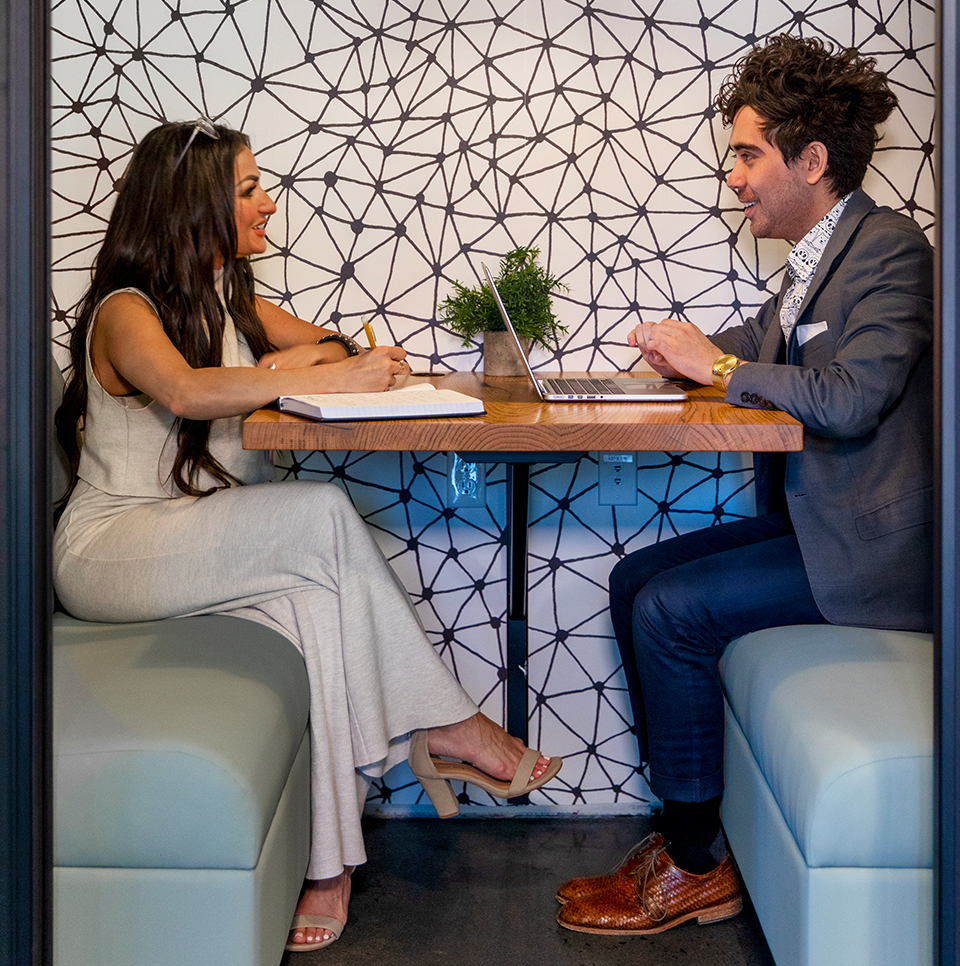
[629,843,669,922]
[605,831,660,875]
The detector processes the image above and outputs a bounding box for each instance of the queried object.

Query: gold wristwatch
[711,353,741,389]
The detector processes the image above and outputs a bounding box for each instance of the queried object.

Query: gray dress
[53,288,478,879]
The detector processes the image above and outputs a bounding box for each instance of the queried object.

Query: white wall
[50,0,935,810]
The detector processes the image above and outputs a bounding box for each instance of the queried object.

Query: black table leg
[506,462,530,744]
[456,452,582,755]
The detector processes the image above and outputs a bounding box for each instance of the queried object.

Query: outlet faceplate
[598,452,637,505]
[447,452,486,507]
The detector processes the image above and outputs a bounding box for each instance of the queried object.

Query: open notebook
[277,384,485,421]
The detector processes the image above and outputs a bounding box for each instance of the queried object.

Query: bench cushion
[720,624,933,870]
[54,613,309,871]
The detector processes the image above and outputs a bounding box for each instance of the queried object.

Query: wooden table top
[242,371,803,454]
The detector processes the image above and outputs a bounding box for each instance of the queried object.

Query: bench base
[723,697,933,966]
[55,731,310,966]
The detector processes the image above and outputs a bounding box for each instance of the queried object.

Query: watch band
[711,353,741,390]
[316,333,362,357]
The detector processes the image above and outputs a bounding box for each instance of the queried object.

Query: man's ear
[798,141,829,185]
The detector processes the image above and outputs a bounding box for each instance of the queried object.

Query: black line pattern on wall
[51,0,935,809]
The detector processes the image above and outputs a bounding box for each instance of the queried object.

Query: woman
[54,120,561,953]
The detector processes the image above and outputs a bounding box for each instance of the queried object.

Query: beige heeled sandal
[284,866,354,953]
[284,915,343,953]
[408,729,562,818]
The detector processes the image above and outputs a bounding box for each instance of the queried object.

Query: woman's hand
[629,318,721,385]
[308,345,409,393]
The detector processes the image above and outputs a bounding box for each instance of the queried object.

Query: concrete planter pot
[482,330,531,376]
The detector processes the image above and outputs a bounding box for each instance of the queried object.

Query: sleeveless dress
[53,288,478,879]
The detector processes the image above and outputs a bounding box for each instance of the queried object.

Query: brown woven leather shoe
[556,833,665,904]
[556,842,742,935]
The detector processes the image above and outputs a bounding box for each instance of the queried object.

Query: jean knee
[633,571,727,661]
[609,554,632,599]
[609,542,682,600]
[631,579,676,645]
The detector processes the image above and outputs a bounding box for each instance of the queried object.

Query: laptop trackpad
[616,378,683,389]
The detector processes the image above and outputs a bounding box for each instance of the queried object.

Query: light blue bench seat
[53,612,312,966]
[720,624,933,966]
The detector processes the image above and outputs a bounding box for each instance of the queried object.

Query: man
[556,34,933,935]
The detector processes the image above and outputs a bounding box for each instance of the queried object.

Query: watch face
[712,355,739,388]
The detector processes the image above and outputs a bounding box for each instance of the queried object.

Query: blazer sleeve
[711,295,780,364]
[720,213,933,439]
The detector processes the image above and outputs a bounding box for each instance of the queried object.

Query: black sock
[660,797,722,874]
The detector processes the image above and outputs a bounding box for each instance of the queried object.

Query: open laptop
[481,264,688,402]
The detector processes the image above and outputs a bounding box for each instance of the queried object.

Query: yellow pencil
[362,318,377,348]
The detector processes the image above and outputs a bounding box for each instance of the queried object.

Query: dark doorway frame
[936,4,960,964]
[0,1,52,965]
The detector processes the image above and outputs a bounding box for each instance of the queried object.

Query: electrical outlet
[447,452,486,507]
[598,452,637,505]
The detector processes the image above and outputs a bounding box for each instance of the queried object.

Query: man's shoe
[555,832,665,903]
[556,842,742,935]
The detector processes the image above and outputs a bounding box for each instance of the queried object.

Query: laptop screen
[482,263,548,398]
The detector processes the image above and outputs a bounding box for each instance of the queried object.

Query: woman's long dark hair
[56,121,276,503]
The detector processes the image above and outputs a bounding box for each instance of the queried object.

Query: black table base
[457,452,583,761]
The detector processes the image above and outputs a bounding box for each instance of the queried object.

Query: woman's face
[233,147,276,258]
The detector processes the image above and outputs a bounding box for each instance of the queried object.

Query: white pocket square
[797,320,828,345]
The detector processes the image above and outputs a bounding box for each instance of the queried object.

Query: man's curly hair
[715,34,898,196]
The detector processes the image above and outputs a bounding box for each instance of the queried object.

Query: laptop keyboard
[540,378,623,394]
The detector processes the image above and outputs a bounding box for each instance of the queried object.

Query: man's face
[726,106,821,243]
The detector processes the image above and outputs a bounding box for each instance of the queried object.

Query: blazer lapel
[791,188,874,327]
[758,275,790,363]
[753,191,875,366]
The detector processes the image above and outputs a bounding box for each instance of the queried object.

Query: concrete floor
[281,815,776,966]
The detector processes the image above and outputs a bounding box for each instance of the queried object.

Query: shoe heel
[696,896,743,925]
[408,730,460,818]
[418,773,460,818]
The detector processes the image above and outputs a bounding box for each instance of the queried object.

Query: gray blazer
[713,189,934,631]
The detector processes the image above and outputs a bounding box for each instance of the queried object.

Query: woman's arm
[254,296,349,359]
[91,291,407,420]
[255,295,364,367]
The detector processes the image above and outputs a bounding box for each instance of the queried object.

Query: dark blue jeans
[609,512,827,803]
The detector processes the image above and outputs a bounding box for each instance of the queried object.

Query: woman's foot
[286,867,351,950]
[427,712,552,785]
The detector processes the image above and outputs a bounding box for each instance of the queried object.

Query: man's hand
[630,319,723,385]
[628,322,682,377]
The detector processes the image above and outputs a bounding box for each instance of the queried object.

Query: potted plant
[439,246,568,375]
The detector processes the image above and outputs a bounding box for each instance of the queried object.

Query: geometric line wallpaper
[50,0,935,810]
